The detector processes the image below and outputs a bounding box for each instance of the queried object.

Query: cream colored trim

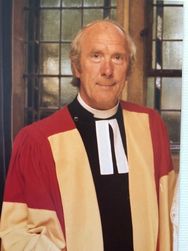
[0,202,65,251]
[123,110,158,251]
[48,130,103,251]
[158,170,177,251]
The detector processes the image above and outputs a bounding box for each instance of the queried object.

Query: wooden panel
[12,0,25,138]
[127,0,146,105]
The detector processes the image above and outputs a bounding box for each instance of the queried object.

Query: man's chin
[93,99,118,110]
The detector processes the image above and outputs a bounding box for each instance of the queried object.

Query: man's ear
[72,62,81,78]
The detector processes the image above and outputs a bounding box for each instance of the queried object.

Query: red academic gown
[0,101,176,251]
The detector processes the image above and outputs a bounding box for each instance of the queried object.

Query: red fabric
[3,106,75,233]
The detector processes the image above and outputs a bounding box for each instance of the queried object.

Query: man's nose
[100,59,114,78]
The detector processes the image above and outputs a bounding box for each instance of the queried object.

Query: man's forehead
[86,21,123,32]
[80,32,127,54]
[87,39,127,50]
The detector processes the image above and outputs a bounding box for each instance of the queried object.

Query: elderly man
[0,20,176,251]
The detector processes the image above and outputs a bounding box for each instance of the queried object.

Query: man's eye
[112,54,125,64]
[115,55,121,60]
[91,53,101,62]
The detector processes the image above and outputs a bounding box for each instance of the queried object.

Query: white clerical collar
[95,118,129,175]
[77,93,119,119]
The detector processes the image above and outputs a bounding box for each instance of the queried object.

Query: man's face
[73,22,129,110]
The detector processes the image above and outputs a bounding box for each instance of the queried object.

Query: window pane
[61,78,78,106]
[163,41,182,69]
[111,8,117,20]
[40,78,59,107]
[40,0,60,7]
[153,0,183,3]
[162,0,183,3]
[62,0,82,7]
[62,10,82,41]
[147,78,155,108]
[163,7,183,39]
[152,7,156,39]
[111,0,117,6]
[84,0,104,7]
[40,44,59,74]
[40,10,60,41]
[156,11,162,40]
[161,111,181,144]
[152,41,156,69]
[161,78,182,110]
[61,44,72,75]
[83,9,103,25]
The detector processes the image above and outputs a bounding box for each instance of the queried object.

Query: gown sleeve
[150,110,177,251]
[170,176,179,251]
[0,126,66,251]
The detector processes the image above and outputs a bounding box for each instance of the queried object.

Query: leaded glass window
[146,0,183,151]
[24,0,117,124]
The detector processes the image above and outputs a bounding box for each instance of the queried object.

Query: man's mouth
[96,82,116,87]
